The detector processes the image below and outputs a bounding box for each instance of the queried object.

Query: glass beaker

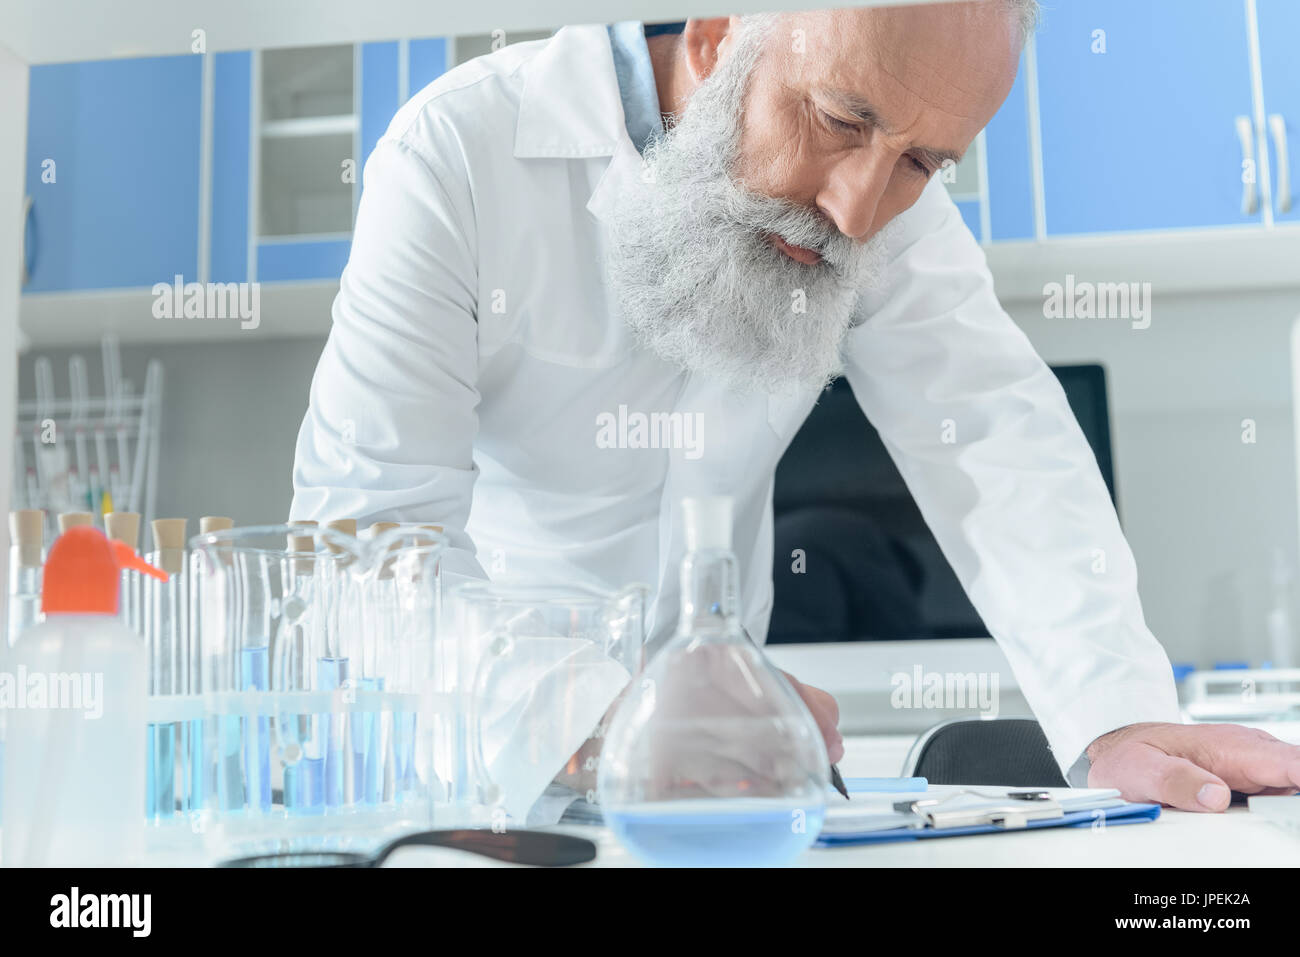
[187,523,451,858]
[452,581,647,826]
[598,497,829,866]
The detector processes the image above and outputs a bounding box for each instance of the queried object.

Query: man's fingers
[1196,725,1300,793]
[780,671,844,763]
[1092,741,1231,812]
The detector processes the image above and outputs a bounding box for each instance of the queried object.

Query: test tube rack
[13,334,164,540]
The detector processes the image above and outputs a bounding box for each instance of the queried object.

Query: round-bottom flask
[598,497,828,866]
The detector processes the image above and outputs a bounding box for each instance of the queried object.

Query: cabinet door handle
[20,194,33,286]
[1270,114,1292,214]
[1237,115,1258,216]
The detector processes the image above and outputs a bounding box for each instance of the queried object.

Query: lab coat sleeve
[841,179,1181,778]
[290,131,485,581]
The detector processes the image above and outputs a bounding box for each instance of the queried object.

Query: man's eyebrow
[821,88,967,166]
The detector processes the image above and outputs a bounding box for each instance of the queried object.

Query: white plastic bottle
[2,525,165,867]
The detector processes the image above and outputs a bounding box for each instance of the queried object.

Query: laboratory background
[16,8,1299,671]
[2,0,1300,876]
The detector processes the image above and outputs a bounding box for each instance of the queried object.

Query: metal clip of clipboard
[892,789,1065,830]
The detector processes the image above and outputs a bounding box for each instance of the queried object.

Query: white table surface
[123,731,1300,867]
[381,733,1300,868]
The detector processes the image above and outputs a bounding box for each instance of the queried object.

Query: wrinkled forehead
[756,5,1021,128]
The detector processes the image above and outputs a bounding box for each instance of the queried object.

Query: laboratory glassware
[2,526,165,867]
[14,339,162,530]
[453,579,647,825]
[7,509,44,646]
[189,523,452,860]
[105,511,142,635]
[144,518,189,822]
[598,497,829,867]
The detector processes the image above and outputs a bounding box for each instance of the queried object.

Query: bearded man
[292,3,1300,811]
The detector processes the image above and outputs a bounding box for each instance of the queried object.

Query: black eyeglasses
[219,829,598,868]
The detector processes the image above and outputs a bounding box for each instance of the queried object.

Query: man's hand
[1086,722,1300,811]
[781,671,844,764]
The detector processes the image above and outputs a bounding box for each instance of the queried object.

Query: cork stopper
[324,518,356,556]
[325,518,356,537]
[9,509,45,568]
[200,516,233,534]
[58,512,94,534]
[419,524,444,534]
[368,522,400,579]
[105,511,141,549]
[287,524,317,577]
[150,518,188,575]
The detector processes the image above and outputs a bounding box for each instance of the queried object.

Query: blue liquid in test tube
[318,657,350,807]
[240,645,272,811]
[353,676,383,804]
[146,723,176,818]
[394,711,418,800]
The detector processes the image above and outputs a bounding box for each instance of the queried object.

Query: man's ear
[682,16,744,85]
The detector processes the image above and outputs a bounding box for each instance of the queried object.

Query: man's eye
[819,110,858,134]
[906,155,932,177]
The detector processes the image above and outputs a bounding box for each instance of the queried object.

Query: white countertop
[126,731,1300,867]
[381,733,1300,868]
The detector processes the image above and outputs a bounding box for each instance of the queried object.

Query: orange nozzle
[111,539,169,582]
[42,525,169,615]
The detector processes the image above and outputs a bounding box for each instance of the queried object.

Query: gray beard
[605,15,895,395]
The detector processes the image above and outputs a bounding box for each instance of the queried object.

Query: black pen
[830,764,849,800]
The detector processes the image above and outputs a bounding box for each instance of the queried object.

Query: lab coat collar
[514,25,647,226]
[514,25,628,160]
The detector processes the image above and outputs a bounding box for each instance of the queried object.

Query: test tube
[234,521,274,813]
[278,527,322,813]
[145,518,187,820]
[187,516,232,812]
[363,522,400,805]
[105,512,142,636]
[7,510,45,647]
[322,519,357,808]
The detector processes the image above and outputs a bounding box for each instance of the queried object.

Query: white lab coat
[291,24,1181,781]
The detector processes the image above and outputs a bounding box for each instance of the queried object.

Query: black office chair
[902,717,1069,787]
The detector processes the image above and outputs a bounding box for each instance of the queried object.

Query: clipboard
[817,779,1161,846]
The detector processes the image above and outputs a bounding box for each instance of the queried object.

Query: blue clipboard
[816,786,1161,847]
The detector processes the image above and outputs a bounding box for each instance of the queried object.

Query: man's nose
[816,148,894,242]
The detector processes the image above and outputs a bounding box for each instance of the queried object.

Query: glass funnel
[598,497,829,866]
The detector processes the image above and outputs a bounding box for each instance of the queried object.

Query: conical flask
[598,496,828,866]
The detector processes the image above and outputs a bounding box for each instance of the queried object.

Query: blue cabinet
[943,50,1037,244]
[409,38,449,98]
[24,56,202,292]
[1258,0,1300,224]
[210,52,252,284]
[984,52,1036,241]
[24,39,452,296]
[214,39,448,285]
[1035,0,1259,235]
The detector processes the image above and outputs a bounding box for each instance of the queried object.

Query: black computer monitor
[769,363,1116,643]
